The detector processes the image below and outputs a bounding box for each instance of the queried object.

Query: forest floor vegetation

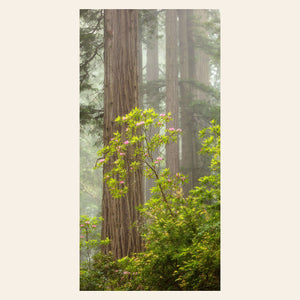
[80,108,220,291]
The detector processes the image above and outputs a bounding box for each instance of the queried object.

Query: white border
[2,0,300,299]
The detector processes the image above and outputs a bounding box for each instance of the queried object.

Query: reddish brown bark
[101,9,143,259]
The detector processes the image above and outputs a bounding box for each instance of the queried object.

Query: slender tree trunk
[146,12,159,86]
[178,10,194,195]
[137,12,146,203]
[179,10,211,195]
[145,10,160,202]
[166,10,179,175]
[186,10,199,188]
[194,9,210,103]
[101,9,144,259]
[190,9,211,181]
[138,12,144,107]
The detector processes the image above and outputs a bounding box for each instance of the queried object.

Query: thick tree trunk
[166,10,179,175]
[101,9,144,259]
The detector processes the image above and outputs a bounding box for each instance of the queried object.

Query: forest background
[80,9,220,217]
[80,9,220,291]
[1,0,300,299]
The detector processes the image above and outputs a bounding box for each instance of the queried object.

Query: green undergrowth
[80,108,220,291]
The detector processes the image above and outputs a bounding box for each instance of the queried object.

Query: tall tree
[193,10,210,103]
[146,11,159,91]
[166,10,179,175]
[188,9,211,183]
[178,10,194,195]
[144,10,160,201]
[179,9,215,195]
[101,9,144,259]
[138,12,143,106]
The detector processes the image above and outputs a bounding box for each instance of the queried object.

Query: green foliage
[80,104,104,130]
[80,10,105,219]
[79,7,220,289]
[82,109,220,290]
[133,121,220,290]
[140,79,166,106]
[193,9,220,64]
[189,80,220,104]
[80,9,104,91]
[95,107,182,199]
[80,251,121,291]
[140,9,159,44]
[80,133,102,216]
[80,9,104,142]
[80,215,109,270]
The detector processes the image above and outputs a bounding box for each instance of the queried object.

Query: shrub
[84,108,221,290]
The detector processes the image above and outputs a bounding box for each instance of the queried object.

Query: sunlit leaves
[91,107,220,290]
[95,108,182,199]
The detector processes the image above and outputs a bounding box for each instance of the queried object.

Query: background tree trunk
[145,10,160,202]
[194,10,210,103]
[138,13,144,107]
[194,9,211,180]
[101,9,144,259]
[178,10,194,195]
[166,10,179,175]
[146,12,159,88]
[179,10,212,195]
[188,9,211,186]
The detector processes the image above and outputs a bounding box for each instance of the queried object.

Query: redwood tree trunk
[178,10,194,195]
[101,9,144,259]
[194,10,210,103]
[146,11,159,86]
[189,9,211,181]
[179,10,211,195]
[166,10,179,175]
[145,10,160,202]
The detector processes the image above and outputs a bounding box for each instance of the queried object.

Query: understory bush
[80,108,220,290]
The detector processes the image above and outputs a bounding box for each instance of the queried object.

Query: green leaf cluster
[94,108,181,199]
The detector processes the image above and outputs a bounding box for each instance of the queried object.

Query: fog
[80,9,220,218]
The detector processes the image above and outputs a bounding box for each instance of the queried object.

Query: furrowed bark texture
[166,10,180,176]
[101,9,144,259]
